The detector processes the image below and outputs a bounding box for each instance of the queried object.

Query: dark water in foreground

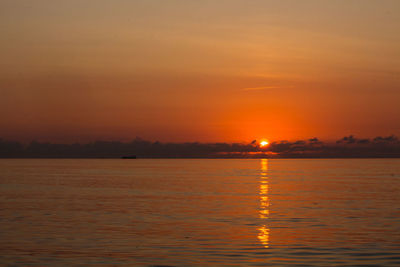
[1,159,400,266]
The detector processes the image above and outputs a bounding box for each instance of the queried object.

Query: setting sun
[260,141,269,147]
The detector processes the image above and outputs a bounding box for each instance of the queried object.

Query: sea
[0,159,400,266]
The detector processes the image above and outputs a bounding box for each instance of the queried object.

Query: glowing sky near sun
[1,0,399,142]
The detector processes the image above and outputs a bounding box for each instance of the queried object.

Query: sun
[260,140,269,147]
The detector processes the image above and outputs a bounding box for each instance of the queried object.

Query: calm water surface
[1,159,400,266]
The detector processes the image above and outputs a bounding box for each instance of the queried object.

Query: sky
[1,0,399,143]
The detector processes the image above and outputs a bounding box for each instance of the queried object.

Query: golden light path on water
[258,158,270,248]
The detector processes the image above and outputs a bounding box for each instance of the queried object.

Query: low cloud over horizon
[1,135,400,159]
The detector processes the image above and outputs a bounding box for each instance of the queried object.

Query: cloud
[241,86,283,91]
[0,136,399,158]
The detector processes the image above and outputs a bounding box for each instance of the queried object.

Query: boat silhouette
[121,155,137,159]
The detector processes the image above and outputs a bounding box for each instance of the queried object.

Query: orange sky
[1,0,399,143]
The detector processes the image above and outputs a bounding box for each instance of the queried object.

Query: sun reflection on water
[258,158,270,248]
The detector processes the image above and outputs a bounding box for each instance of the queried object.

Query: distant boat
[121,155,136,159]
